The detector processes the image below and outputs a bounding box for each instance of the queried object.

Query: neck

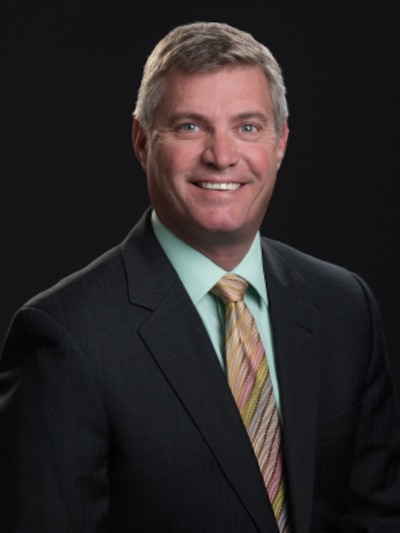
[181,231,256,271]
[152,211,259,271]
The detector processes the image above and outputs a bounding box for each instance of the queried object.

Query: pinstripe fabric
[212,274,290,533]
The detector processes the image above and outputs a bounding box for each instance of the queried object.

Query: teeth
[198,182,241,190]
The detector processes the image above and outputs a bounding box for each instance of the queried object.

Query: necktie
[211,274,290,533]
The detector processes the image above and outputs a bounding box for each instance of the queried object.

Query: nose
[201,130,240,169]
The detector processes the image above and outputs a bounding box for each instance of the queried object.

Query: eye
[179,123,200,132]
[240,123,258,134]
[174,121,205,138]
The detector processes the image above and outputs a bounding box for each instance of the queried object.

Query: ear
[276,120,289,171]
[132,117,148,171]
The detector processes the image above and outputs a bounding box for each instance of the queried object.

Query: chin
[195,213,245,232]
[199,222,252,242]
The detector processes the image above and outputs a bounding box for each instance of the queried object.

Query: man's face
[133,65,288,255]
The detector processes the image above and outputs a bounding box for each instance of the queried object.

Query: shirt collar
[151,210,268,306]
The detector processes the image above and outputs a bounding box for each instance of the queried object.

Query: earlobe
[132,118,148,170]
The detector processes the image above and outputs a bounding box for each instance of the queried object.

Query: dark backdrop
[2,3,399,397]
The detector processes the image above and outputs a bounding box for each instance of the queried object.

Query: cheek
[262,144,283,173]
[146,147,182,201]
[159,146,200,191]
[245,148,273,177]
[152,142,183,176]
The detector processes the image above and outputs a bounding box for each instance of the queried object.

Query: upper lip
[191,177,245,185]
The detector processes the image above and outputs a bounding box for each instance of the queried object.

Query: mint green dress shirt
[151,210,281,414]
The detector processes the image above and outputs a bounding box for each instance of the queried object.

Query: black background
[2,2,399,397]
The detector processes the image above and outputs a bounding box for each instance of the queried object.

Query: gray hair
[133,21,289,135]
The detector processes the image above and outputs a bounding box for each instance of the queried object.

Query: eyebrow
[167,112,205,126]
[167,111,270,126]
[235,111,269,125]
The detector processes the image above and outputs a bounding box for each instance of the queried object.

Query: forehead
[159,66,273,112]
[154,65,274,122]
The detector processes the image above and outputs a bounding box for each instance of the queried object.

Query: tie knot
[211,274,248,304]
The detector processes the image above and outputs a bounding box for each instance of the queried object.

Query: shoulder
[24,244,123,315]
[21,210,156,320]
[262,236,359,284]
[261,237,349,277]
[2,244,129,348]
[260,237,379,319]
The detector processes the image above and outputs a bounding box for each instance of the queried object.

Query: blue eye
[181,123,199,131]
[241,124,257,133]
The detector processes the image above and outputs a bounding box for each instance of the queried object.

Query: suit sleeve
[340,276,400,531]
[0,306,110,532]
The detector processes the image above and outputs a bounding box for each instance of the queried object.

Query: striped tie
[211,274,290,533]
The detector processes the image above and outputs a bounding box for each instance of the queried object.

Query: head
[132,22,289,269]
[133,21,288,137]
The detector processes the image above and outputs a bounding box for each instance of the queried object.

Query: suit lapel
[122,214,322,532]
[263,240,320,533]
[140,284,279,532]
[121,211,278,533]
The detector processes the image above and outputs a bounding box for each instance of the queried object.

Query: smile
[196,182,241,191]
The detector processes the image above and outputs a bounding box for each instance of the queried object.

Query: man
[1,21,399,532]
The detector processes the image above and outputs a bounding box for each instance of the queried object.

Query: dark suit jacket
[1,209,400,532]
